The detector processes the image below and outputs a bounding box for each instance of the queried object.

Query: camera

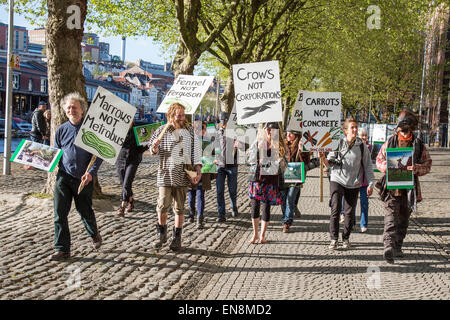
[328,158,343,167]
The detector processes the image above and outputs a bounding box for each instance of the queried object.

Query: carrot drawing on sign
[320,137,333,148]
[317,132,331,146]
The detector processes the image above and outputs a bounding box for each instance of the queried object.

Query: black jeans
[116,158,140,202]
[53,171,98,252]
[383,192,411,250]
[251,198,271,222]
[329,181,359,240]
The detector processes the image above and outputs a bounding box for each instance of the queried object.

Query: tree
[82,52,93,61]
[43,0,90,194]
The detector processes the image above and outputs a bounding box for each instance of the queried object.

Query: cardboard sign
[386,147,414,189]
[301,91,341,152]
[133,122,163,147]
[284,162,305,184]
[232,60,283,125]
[372,124,387,142]
[157,75,214,114]
[286,90,305,132]
[10,139,63,172]
[75,86,137,165]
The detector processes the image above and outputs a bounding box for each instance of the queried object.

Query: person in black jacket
[30,101,48,143]
[116,124,148,216]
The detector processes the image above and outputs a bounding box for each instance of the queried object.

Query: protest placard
[10,139,63,172]
[232,60,283,125]
[286,90,306,132]
[225,104,258,145]
[372,123,387,142]
[386,147,414,189]
[74,86,137,165]
[301,91,341,152]
[284,162,305,184]
[133,122,163,147]
[157,75,214,114]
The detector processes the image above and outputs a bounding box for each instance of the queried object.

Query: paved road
[0,150,448,300]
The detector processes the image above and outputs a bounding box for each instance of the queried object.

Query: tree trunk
[220,75,235,114]
[44,0,88,194]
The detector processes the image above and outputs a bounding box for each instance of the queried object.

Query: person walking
[187,121,215,229]
[247,122,286,244]
[116,123,148,216]
[358,127,372,232]
[319,118,374,250]
[149,103,202,251]
[42,110,51,145]
[214,112,240,222]
[281,129,319,233]
[376,110,432,263]
[30,101,48,143]
[50,93,103,261]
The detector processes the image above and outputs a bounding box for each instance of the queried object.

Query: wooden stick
[78,155,97,195]
[157,123,171,141]
[320,156,323,202]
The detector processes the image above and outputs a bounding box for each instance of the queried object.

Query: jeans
[329,181,359,240]
[53,171,98,252]
[116,156,141,202]
[216,166,238,217]
[359,186,369,228]
[281,186,301,224]
[188,188,205,217]
[340,195,356,226]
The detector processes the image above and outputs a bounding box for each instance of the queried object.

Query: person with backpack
[319,118,374,250]
[376,110,432,263]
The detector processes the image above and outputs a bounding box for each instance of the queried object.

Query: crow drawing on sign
[241,100,277,119]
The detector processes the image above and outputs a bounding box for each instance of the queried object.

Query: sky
[0,9,168,66]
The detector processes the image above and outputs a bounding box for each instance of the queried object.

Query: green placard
[133,122,163,146]
[10,139,63,172]
[284,162,305,184]
[386,147,414,189]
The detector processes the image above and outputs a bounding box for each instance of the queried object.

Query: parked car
[0,119,19,138]
[15,121,33,134]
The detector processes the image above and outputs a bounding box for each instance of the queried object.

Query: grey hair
[358,127,368,136]
[61,92,87,114]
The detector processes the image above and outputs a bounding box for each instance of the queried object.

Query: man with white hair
[49,92,103,261]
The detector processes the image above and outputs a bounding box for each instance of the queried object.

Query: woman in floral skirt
[247,122,287,244]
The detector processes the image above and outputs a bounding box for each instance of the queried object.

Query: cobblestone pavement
[0,149,448,300]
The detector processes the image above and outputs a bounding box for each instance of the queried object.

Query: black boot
[196,215,204,229]
[153,224,168,249]
[169,227,182,251]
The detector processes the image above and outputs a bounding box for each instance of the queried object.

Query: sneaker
[328,240,338,250]
[294,207,301,217]
[216,216,226,223]
[395,248,404,258]
[342,240,351,249]
[282,223,290,233]
[383,247,395,263]
[339,214,345,223]
[196,216,204,229]
[231,207,239,217]
[361,227,367,233]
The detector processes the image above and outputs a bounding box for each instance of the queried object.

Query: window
[12,74,20,89]
[23,32,27,51]
[0,73,3,87]
[28,78,33,91]
[40,78,47,92]
[15,31,19,50]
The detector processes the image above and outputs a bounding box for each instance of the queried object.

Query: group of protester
[47,94,432,265]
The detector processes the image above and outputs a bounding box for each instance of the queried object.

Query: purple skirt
[248,182,283,206]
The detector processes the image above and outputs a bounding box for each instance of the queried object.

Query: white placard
[286,90,306,132]
[301,91,341,152]
[225,104,257,144]
[372,123,387,142]
[74,86,137,165]
[233,60,283,125]
[157,75,214,114]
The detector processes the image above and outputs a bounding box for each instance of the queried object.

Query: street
[0,149,448,300]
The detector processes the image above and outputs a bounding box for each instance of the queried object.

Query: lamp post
[3,0,14,175]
